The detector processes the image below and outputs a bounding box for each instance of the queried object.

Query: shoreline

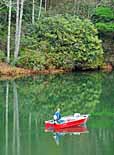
[0,62,71,80]
[0,62,113,80]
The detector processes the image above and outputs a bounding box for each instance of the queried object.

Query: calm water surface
[0,71,114,155]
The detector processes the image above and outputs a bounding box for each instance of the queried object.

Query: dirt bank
[0,62,69,80]
[0,62,113,80]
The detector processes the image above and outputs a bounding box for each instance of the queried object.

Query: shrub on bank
[0,50,5,62]
[16,49,74,70]
[19,14,104,70]
[96,22,114,33]
[93,6,114,22]
[16,50,46,70]
[92,6,114,33]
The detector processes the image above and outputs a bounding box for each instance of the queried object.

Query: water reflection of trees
[100,73,114,114]
[16,73,102,120]
[0,72,114,154]
[13,81,20,155]
[5,82,9,155]
[62,127,114,155]
[4,81,20,155]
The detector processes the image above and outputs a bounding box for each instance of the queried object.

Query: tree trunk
[16,0,24,58]
[45,0,47,12]
[7,0,12,63]
[73,0,77,15]
[14,0,20,60]
[38,0,43,20]
[76,0,80,15]
[14,0,24,60]
[32,0,35,24]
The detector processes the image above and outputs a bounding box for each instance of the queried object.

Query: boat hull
[45,114,89,130]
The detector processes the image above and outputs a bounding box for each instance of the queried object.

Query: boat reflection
[45,125,89,145]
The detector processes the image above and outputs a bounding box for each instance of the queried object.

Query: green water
[0,71,114,155]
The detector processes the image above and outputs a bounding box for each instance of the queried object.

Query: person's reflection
[53,132,65,145]
[52,125,88,145]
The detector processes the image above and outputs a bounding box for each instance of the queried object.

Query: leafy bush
[16,49,46,70]
[21,14,104,70]
[92,6,114,33]
[94,6,114,21]
[45,52,74,69]
[16,49,74,70]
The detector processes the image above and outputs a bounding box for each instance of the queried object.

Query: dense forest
[0,0,114,72]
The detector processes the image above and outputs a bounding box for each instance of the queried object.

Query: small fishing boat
[45,125,88,134]
[45,113,89,130]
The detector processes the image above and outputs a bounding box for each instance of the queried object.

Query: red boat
[45,113,89,130]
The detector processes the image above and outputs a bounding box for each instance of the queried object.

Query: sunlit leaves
[21,14,104,70]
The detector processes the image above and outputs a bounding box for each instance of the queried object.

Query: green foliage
[0,50,5,61]
[22,14,103,70]
[23,5,46,23]
[16,49,46,70]
[92,6,114,33]
[0,1,104,70]
[45,52,74,69]
[0,3,8,25]
[16,49,74,70]
[95,7,114,21]
[47,1,96,19]
[0,24,7,51]
[96,22,114,32]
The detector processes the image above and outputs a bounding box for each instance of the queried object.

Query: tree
[14,0,24,60]
[32,0,35,24]
[7,0,12,63]
[44,0,47,12]
[38,0,43,20]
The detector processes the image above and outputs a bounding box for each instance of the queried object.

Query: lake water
[0,71,114,155]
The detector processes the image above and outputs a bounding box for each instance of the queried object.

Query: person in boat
[53,108,62,123]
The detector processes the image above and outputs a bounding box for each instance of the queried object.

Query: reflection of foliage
[94,72,114,116]
[1,72,114,124]
[14,73,102,122]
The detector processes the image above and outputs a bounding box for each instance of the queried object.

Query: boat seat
[74,113,80,117]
